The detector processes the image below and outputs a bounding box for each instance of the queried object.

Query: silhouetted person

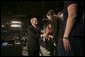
[27,17,41,56]
[46,10,62,56]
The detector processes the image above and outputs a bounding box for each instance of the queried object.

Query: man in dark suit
[26,17,41,56]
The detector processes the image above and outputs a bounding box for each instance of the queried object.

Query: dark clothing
[26,25,41,56]
[45,38,54,56]
[58,1,84,56]
[50,16,62,44]
[49,16,62,56]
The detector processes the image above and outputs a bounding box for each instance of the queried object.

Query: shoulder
[53,15,62,21]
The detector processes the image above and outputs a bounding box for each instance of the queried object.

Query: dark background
[1,0,63,30]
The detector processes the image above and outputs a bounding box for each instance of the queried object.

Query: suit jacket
[26,25,41,51]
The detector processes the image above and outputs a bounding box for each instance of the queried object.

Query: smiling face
[31,17,38,26]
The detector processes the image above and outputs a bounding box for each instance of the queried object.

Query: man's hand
[63,38,71,51]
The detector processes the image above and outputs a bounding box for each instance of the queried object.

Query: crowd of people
[25,1,84,56]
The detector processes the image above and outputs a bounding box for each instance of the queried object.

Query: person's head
[46,10,56,20]
[54,8,62,15]
[30,17,38,26]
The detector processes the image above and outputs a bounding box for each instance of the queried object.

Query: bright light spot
[11,24,21,27]
[2,25,5,27]
[11,21,21,24]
